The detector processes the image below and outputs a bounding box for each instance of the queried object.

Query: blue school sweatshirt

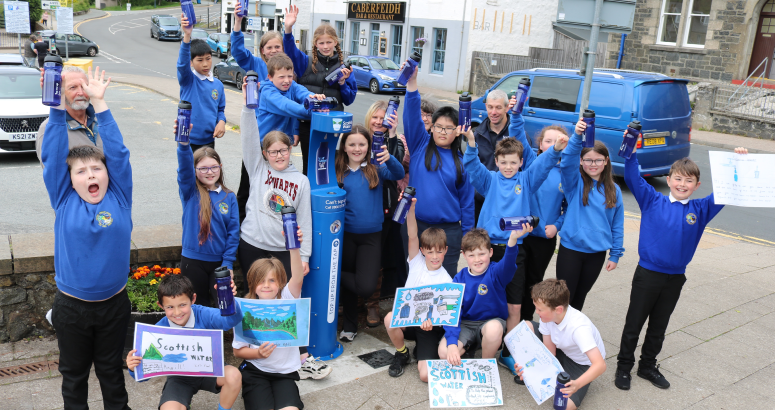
[559,133,625,262]
[42,108,133,301]
[463,143,560,244]
[177,41,226,146]
[443,244,518,347]
[403,90,475,234]
[625,154,723,274]
[342,157,405,234]
[177,144,240,269]
[229,30,269,80]
[257,81,312,141]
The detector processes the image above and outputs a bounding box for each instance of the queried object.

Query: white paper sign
[427,359,503,408]
[503,321,564,404]
[247,17,261,31]
[5,1,31,34]
[42,0,60,10]
[709,151,775,207]
[56,7,74,34]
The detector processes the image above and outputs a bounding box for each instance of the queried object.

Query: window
[431,28,447,74]
[657,0,682,45]
[588,82,624,118]
[358,57,369,68]
[391,25,403,65]
[370,58,399,70]
[411,26,424,68]
[350,22,360,54]
[684,0,710,47]
[321,19,330,25]
[494,75,529,94]
[336,21,345,43]
[528,77,580,112]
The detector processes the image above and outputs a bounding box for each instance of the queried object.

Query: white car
[0,67,48,153]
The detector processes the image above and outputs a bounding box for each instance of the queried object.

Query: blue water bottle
[304,96,339,111]
[371,131,385,164]
[499,216,539,231]
[236,0,248,17]
[176,101,192,143]
[214,266,235,316]
[618,120,642,160]
[180,0,196,27]
[325,61,352,85]
[42,54,63,107]
[392,186,415,224]
[281,206,301,250]
[509,78,531,115]
[244,70,259,109]
[316,141,329,185]
[554,372,571,410]
[382,96,400,129]
[459,92,472,129]
[582,110,595,148]
[397,51,421,86]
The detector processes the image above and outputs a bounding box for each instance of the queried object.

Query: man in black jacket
[471,89,511,223]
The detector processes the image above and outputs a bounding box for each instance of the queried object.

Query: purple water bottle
[176,101,192,143]
[214,266,235,316]
[619,120,642,160]
[509,78,531,115]
[316,141,329,185]
[236,0,249,17]
[382,96,400,129]
[281,206,301,250]
[180,0,196,27]
[499,216,539,231]
[397,51,421,86]
[392,186,415,224]
[459,92,472,129]
[553,372,571,410]
[42,54,63,107]
[304,96,339,111]
[325,61,352,85]
[582,109,595,148]
[371,131,385,165]
[245,70,259,109]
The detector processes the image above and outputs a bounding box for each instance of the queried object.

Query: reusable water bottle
[397,51,421,86]
[175,101,192,143]
[392,186,416,224]
[325,61,352,85]
[41,54,63,107]
[509,78,531,115]
[371,131,385,164]
[582,110,596,148]
[214,266,235,316]
[316,141,329,185]
[553,372,571,410]
[499,216,539,231]
[244,71,259,109]
[281,206,301,250]
[180,0,196,27]
[618,120,642,160]
[236,0,249,17]
[382,96,400,129]
[304,96,339,111]
[459,92,472,129]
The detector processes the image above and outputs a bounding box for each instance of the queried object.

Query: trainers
[339,330,357,342]
[497,350,517,376]
[637,364,670,389]
[614,369,632,390]
[388,350,411,377]
[298,356,332,380]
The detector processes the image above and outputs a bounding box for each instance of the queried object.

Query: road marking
[624,211,772,247]
[74,11,112,37]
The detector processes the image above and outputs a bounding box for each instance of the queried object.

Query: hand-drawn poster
[232,297,311,348]
[503,321,564,404]
[132,323,224,381]
[709,151,775,207]
[390,283,465,328]
[427,359,503,408]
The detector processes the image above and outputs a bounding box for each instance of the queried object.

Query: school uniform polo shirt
[538,306,606,366]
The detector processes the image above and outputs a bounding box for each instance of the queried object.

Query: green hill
[142,343,164,361]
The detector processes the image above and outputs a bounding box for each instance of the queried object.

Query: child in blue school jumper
[334,125,405,342]
[614,140,750,391]
[556,119,625,311]
[126,274,242,410]
[179,14,226,152]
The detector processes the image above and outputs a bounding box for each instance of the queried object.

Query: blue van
[471,68,692,177]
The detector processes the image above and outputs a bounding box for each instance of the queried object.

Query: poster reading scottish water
[232,297,311,348]
[427,359,503,408]
[390,283,465,328]
[132,324,224,381]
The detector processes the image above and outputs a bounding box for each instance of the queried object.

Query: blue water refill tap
[301,111,353,360]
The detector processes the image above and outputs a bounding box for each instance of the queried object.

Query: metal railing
[1,31,24,48]
[471,51,578,75]
[711,79,775,121]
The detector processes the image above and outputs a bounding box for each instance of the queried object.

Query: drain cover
[357,349,394,369]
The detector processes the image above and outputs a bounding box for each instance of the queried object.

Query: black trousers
[180,256,222,307]
[237,239,292,287]
[416,220,462,279]
[520,235,558,320]
[52,289,132,410]
[555,244,607,311]
[341,231,383,332]
[237,161,251,224]
[617,265,686,373]
[299,120,312,176]
[190,141,215,153]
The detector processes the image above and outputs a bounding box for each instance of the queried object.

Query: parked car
[150,15,182,41]
[347,55,406,94]
[206,33,230,58]
[227,35,254,56]
[214,55,246,89]
[472,68,692,177]
[0,67,48,153]
[191,29,209,41]
[34,30,99,57]
[0,54,30,67]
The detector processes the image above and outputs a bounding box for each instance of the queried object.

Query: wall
[692,82,775,140]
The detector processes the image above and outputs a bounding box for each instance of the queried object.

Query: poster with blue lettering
[427,359,503,408]
[390,283,465,328]
[132,323,224,381]
[232,297,311,348]
[503,321,565,404]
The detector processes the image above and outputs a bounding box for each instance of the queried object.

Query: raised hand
[181,13,192,39]
[376,145,390,164]
[233,3,243,29]
[284,5,299,33]
[338,67,352,84]
[81,66,110,100]
[574,118,587,136]
[554,135,569,151]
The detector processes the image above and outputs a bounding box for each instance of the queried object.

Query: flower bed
[127,265,181,313]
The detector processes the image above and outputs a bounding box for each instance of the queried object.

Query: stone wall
[692,82,775,140]
[469,57,505,97]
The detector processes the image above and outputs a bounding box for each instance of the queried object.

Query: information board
[5,1,31,34]
[56,7,74,34]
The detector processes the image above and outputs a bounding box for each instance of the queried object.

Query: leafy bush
[127,265,181,313]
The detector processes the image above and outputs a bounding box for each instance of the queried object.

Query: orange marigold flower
[173,268,181,275]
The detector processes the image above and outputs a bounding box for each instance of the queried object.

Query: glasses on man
[421,112,433,120]
[267,148,290,158]
[196,165,222,174]
[433,124,457,135]
[581,158,606,166]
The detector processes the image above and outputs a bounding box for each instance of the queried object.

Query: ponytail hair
[579,141,617,209]
[193,147,231,245]
[335,125,380,189]
[310,24,343,73]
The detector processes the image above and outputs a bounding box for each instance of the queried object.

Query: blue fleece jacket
[559,133,625,262]
[625,153,723,274]
[257,81,312,141]
[42,108,133,301]
[343,157,405,234]
[177,144,240,269]
[177,41,226,146]
[403,90,475,234]
[443,244,518,347]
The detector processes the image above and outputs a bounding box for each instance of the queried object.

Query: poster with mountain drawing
[232,297,311,347]
[132,324,224,381]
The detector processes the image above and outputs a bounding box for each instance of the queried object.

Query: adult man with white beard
[36,66,103,162]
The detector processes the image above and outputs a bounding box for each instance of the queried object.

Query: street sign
[56,7,74,34]
[42,1,60,10]
[247,17,261,31]
[554,0,636,41]
[5,1,31,34]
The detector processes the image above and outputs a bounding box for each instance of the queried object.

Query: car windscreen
[218,34,230,42]
[640,82,691,119]
[192,31,208,39]
[159,18,178,26]
[370,58,399,70]
[0,74,42,99]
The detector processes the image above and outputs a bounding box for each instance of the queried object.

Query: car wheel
[213,67,220,81]
[236,73,243,90]
[369,79,380,94]
[87,47,97,57]
[150,29,154,38]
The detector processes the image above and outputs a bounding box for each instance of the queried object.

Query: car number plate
[644,137,665,146]
[10,133,36,141]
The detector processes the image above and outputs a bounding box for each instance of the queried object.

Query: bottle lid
[178,100,192,109]
[214,266,230,278]
[343,61,352,69]
[582,109,596,118]
[628,120,642,130]
[404,186,416,196]
[519,78,531,86]
[373,130,385,138]
[557,372,571,384]
[459,92,472,102]
[530,215,540,228]
[245,70,259,79]
[281,205,297,215]
[389,95,401,103]
[44,54,63,65]
[409,51,422,62]
[329,97,339,106]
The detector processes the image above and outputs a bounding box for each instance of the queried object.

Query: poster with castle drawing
[232,297,311,348]
[390,283,465,328]
[132,323,224,381]
[503,321,565,404]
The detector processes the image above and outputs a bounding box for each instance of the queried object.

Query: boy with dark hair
[614,144,749,390]
[179,14,226,152]
[126,274,243,410]
[515,278,606,410]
